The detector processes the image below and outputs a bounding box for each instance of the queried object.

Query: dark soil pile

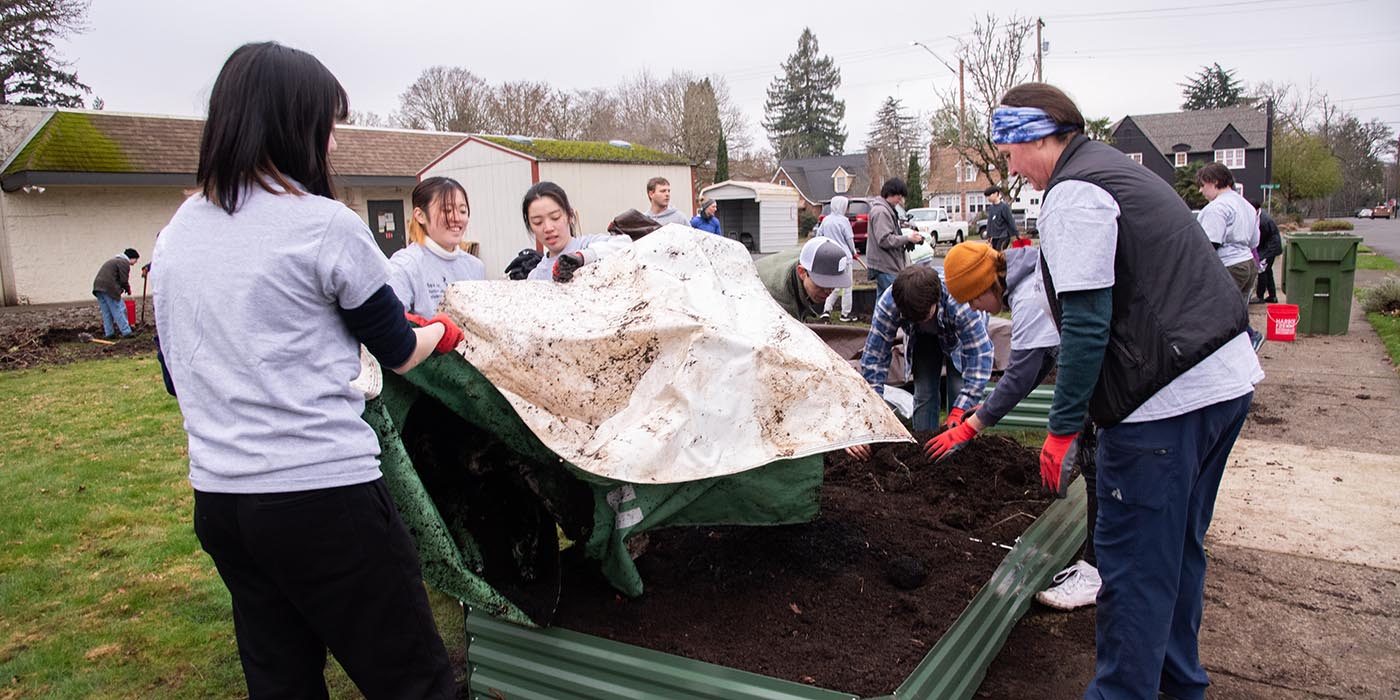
[552,433,1050,697]
[0,301,155,369]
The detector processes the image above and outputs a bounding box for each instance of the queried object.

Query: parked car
[1357,208,1374,219]
[1371,203,1394,219]
[904,207,968,245]
[819,197,874,253]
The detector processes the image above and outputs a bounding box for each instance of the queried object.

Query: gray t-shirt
[152,185,390,493]
[388,243,485,316]
[646,207,691,226]
[1197,189,1259,267]
[1040,180,1262,423]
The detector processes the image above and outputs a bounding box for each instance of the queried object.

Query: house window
[1127,153,1143,164]
[954,161,977,183]
[1174,152,1188,168]
[1215,148,1246,169]
[833,174,848,193]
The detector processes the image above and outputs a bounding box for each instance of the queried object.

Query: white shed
[699,180,801,254]
[421,136,694,279]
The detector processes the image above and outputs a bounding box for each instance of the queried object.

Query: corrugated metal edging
[466,613,858,700]
[987,384,1052,431]
[888,478,1087,700]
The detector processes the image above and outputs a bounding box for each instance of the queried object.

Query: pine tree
[1180,63,1246,111]
[0,0,91,106]
[681,78,721,182]
[763,28,847,159]
[865,96,920,184]
[715,125,730,183]
[906,153,924,208]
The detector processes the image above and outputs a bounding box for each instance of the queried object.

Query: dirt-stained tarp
[435,226,911,484]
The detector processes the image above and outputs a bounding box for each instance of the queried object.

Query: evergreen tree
[715,125,730,183]
[906,153,925,208]
[681,78,721,181]
[865,96,920,185]
[1174,161,1207,209]
[1180,63,1246,111]
[0,0,91,106]
[763,28,846,159]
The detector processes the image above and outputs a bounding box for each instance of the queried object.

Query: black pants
[990,236,1010,252]
[1256,255,1277,301]
[194,479,455,700]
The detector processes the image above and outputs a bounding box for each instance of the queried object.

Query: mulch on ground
[0,302,155,370]
[552,434,1051,697]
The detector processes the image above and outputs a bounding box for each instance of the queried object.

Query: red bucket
[1266,303,1298,342]
[124,299,137,327]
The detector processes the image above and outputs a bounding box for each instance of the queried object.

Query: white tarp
[435,225,912,484]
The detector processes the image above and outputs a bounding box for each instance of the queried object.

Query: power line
[1048,0,1367,24]
[1336,92,1400,103]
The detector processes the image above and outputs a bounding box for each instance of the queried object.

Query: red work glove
[924,420,979,461]
[404,312,464,354]
[944,406,966,429]
[552,252,587,282]
[1038,432,1080,498]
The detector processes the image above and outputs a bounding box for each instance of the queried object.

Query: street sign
[1260,184,1280,189]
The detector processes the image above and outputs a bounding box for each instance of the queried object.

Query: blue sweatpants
[1086,392,1252,700]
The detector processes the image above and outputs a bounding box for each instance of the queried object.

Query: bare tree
[928,14,1035,197]
[396,66,491,132]
[490,80,570,137]
[681,78,721,182]
[346,110,388,127]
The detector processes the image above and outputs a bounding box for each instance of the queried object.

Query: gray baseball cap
[800,237,852,289]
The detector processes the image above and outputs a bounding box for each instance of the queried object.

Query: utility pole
[1035,19,1045,82]
[959,57,967,221]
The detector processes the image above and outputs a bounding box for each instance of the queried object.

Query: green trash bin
[1282,233,1361,335]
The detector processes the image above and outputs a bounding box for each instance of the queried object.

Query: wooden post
[1036,19,1044,82]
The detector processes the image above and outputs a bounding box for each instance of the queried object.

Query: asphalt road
[1348,214,1400,261]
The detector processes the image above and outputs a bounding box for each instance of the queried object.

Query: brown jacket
[864,197,917,275]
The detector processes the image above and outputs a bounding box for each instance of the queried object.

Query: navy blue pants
[1086,392,1252,700]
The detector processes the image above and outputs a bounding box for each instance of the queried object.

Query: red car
[818,198,874,253]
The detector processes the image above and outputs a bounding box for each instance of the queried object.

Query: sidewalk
[980,273,1400,699]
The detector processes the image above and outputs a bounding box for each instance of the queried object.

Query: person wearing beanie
[930,241,1103,612]
[690,198,722,235]
[92,248,140,338]
[755,237,852,321]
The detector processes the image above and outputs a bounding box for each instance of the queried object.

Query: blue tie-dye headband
[991,106,1075,144]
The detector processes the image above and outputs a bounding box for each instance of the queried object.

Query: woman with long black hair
[152,42,458,699]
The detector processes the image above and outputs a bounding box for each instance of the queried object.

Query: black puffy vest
[1041,135,1247,426]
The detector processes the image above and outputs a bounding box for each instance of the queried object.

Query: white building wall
[539,162,693,235]
[757,199,799,253]
[421,141,534,280]
[0,186,187,304]
[0,184,415,305]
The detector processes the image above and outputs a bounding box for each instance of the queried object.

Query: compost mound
[553,433,1050,697]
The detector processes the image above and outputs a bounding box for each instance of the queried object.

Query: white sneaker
[819,312,831,321]
[1035,560,1100,611]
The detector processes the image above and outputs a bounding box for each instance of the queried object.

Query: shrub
[1360,276,1400,315]
[799,210,819,237]
[1309,219,1355,231]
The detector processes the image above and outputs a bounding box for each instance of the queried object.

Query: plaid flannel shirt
[860,277,994,412]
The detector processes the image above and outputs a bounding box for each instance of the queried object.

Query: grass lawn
[1357,244,1398,271]
[0,355,464,698]
[1367,312,1400,369]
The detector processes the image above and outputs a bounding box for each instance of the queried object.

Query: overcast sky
[61,0,1400,153]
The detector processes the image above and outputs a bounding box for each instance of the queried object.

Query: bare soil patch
[550,434,1050,697]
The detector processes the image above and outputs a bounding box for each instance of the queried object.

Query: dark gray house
[772,153,873,217]
[1110,105,1274,200]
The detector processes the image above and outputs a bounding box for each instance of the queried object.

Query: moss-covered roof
[2,110,466,179]
[4,112,136,175]
[477,135,688,165]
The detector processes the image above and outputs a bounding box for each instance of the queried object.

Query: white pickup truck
[903,207,968,245]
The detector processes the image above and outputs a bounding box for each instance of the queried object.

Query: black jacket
[1041,135,1248,426]
[92,256,133,298]
[1256,211,1283,259]
[985,201,1018,241]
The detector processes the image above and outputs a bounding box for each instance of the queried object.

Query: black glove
[552,252,587,283]
[505,248,543,280]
